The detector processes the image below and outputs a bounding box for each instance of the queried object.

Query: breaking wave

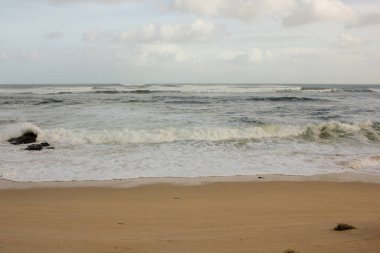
[301,87,340,93]
[1,121,379,145]
[301,120,380,142]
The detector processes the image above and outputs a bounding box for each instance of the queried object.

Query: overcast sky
[1,0,380,84]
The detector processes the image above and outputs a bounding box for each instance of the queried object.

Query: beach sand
[0,179,380,253]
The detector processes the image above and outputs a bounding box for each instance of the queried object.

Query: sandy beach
[1,176,380,253]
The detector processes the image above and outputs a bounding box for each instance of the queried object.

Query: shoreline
[1,172,380,189]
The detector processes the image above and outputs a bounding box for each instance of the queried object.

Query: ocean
[0,83,379,182]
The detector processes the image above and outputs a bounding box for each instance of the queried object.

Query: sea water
[0,83,379,181]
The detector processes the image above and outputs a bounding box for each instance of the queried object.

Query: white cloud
[115,19,226,43]
[84,19,226,44]
[283,0,358,26]
[170,0,225,16]
[170,0,296,23]
[82,19,226,66]
[169,0,360,26]
[43,31,64,39]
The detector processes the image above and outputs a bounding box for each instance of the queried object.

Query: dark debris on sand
[284,249,299,253]
[334,223,357,231]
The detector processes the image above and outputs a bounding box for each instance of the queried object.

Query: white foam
[347,156,380,170]
[303,88,340,93]
[0,134,370,182]
[36,124,304,144]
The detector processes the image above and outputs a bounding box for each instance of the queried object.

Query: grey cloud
[347,12,380,28]
[282,0,357,26]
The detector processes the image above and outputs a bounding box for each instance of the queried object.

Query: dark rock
[24,144,43,151]
[334,223,356,231]
[46,147,55,149]
[8,132,37,145]
[40,142,50,147]
[284,250,298,253]
[258,176,264,179]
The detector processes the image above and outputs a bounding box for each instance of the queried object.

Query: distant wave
[245,96,324,102]
[33,98,64,105]
[0,85,303,94]
[93,89,160,94]
[1,84,379,95]
[0,97,80,106]
[126,85,303,93]
[1,121,379,145]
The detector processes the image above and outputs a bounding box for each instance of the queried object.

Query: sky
[0,0,380,84]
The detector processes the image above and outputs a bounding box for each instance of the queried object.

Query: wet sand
[1,178,380,253]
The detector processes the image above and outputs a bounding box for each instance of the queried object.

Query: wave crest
[1,121,379,145]
[301,120,379,142]
[0,123,41,142]
[37,125,303,144]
